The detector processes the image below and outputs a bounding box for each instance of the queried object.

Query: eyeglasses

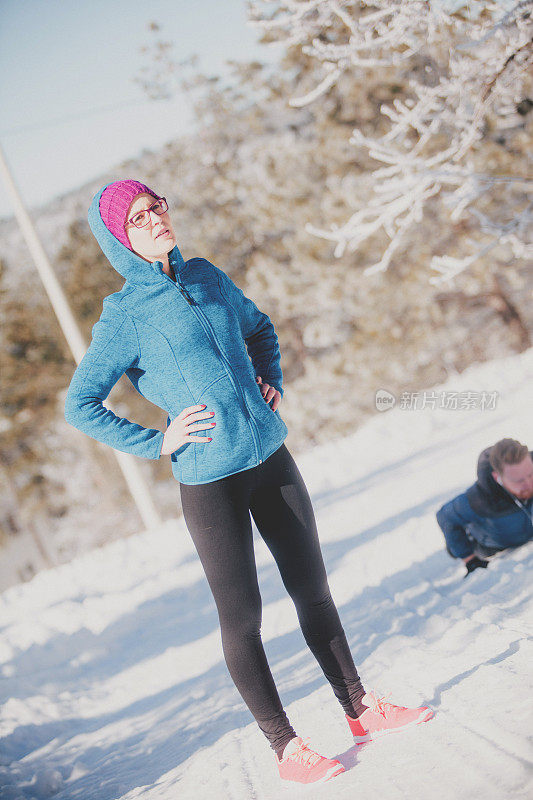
[126,197,169,228]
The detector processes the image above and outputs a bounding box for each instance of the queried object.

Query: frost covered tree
[248,0,533,282]
[132,7,531,406]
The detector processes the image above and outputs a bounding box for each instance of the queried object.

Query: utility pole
[0,142,162,531]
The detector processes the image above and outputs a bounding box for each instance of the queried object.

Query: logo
[375,389,396,412]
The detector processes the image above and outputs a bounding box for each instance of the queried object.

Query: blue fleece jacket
[64,184,288,485]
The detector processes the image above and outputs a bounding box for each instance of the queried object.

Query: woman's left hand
[256,376,281,412]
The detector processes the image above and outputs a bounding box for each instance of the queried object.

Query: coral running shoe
[276,736,345,784]
[346,691,433,744]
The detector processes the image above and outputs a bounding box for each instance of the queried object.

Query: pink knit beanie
[99,180,160,250]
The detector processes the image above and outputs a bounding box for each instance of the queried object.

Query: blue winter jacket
[64,184,289,485]
[436,447,533,557]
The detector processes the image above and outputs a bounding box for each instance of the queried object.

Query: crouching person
[436,438,533,577]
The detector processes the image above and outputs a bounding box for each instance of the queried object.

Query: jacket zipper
[511,496,533,523]
[498,482,533,524]
[163,270,263,464]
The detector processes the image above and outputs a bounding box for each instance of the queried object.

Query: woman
[65,179,433,785]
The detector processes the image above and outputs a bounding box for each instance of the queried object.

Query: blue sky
[0,0,279,219]
[1,1,509,221]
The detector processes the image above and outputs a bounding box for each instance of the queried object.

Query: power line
[0,96,167,137]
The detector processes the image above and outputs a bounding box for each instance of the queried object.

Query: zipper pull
[175,277,194,305]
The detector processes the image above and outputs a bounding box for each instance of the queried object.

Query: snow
[1,348,532,799]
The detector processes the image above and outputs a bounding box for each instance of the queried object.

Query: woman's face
[125,193,177,261]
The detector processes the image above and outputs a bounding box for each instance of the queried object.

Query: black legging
[179,443,366,756]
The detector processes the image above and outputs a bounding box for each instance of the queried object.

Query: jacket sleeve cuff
[151,429,166,459]
[456,545,475,559]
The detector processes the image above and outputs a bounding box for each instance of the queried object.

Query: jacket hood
[476,447,505,497]
[466,445,533,517]
[88,183,186,286]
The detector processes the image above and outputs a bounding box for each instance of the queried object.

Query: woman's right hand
[160,404,216,455]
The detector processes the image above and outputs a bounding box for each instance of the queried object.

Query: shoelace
[289,738,323,767]
[364,690,394,718]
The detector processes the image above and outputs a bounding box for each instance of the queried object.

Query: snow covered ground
[1,348,532,800]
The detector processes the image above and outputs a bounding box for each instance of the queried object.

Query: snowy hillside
[1,348,532,800]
